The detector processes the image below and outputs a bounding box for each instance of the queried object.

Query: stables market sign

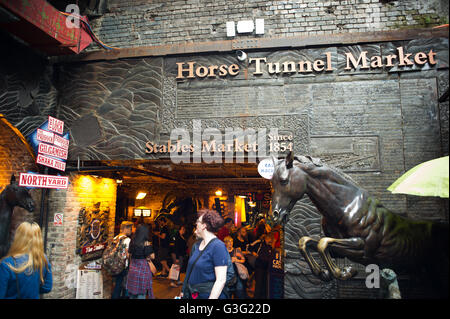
[176,46,438,79]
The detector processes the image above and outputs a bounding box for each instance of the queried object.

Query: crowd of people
[0,209,280,300]
[112,209,282,300]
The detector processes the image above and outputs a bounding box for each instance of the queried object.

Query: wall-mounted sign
[54,213,63,226]
[19,172,69,189]
[36,128,54,144]
[134,208,152,217]
[258,158,274,180]
[27,116,70,176]
[76,269,103,299]
[48,115,64,135]
[38,142,68,160]
[81,242,106,255]
[176,47,438,79]
[36,153,66,171]
[53,134,69,150]
[77,203,109,262]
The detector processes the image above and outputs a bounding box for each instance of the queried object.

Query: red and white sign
[82,243,106,255]
[36,128,54,144]
[48,116,64,135]
[38,142,68,160]
[36,154,66,171]
[53,134,69,150]
[19,173,69,189]
[54,213,63,226]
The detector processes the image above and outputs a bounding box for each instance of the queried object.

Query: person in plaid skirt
[126,224,156,299]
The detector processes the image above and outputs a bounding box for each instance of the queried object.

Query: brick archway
[0,114,40,240]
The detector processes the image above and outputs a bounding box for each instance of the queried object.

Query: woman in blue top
[0,222,52,299]
[180,209,229,299]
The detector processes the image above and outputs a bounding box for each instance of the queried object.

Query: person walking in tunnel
[111,221,133,299]
[180,209,229,299]
[127,224,156,299]
[170,225,187,287]
[154,217,171,277]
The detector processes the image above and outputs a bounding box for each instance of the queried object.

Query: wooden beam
[51,26,449,63]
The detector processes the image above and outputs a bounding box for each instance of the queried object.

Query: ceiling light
[136,192,147,199]
[215,190,223,196]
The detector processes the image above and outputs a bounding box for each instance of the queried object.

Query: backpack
[101,235,128,276]
[225,251,238,289]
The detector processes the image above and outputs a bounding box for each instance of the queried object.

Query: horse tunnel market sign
[175,46,438,79]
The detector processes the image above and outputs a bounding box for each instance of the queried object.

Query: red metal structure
[0,0,92,55]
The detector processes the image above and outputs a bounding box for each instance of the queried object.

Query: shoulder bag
[181,238,217,299]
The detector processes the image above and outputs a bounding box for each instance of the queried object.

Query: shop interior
[66,159,272,235]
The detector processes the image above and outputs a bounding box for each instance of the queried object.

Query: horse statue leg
[317,237,365,280]
[298,236,332,281]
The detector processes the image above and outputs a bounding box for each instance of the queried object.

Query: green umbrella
[388,156,449,198]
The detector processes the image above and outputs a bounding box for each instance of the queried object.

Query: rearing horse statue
[0,174,36,258]
[271,152,448,295]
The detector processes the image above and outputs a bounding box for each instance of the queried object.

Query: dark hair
[198,209,224,233]
[224,217,233,225]
[132,224,150,247]
[159,216,167,223]
[256,223,266,239]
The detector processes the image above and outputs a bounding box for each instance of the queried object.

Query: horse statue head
[0,174,36,258]
[271,152,323,225]
[0,174,35,212]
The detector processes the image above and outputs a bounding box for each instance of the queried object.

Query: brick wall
[0,116,41,240]
[86,0,449,50]
[44,174,117,299]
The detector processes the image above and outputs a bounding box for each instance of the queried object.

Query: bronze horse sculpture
[271,152,448,296]
[0,174,36,258]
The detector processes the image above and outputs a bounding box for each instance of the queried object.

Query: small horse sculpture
[0,174,36,258]
[271,152,448,296]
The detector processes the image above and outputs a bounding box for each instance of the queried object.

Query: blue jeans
[129,293,147,299]
[111,269,128,299]
[234,278,247,299]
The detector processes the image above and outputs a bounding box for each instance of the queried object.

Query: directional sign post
[54,134,69,150]
[24,116,70,186]
[19,172,69,189]
[36,154,66,171]
[48,116,64,135]
[36,128,54,144]
[38,142,68,160]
